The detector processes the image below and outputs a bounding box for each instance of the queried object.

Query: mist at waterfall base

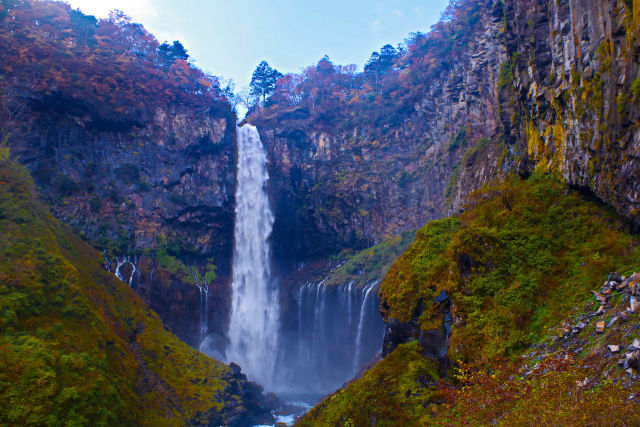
[199,125,385,406]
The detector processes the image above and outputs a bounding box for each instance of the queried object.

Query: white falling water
[353,281,377,374]
[199,287,208,351]
[226,125,279,388]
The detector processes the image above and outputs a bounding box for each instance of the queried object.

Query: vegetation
[299,341,440,427]
[0,0,229,129]
[382,172,640,361]
[254,0,484,129]
[326,230,415,288]
[250,60,283,105]
[0,158,253,425]
[301,172,640,425]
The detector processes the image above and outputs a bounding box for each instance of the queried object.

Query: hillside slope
[0,157,273,426]
[299,173,640,425]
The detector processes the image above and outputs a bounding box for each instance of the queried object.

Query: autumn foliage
[0,0,227,126]
[254,0,484,129]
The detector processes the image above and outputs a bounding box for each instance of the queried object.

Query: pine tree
[250,61,283,105]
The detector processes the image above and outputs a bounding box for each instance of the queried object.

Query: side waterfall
[226,125,279,388]
[276,280,385,394]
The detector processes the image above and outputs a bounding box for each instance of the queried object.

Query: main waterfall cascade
[200,124,385,398]
[225,125,279,388]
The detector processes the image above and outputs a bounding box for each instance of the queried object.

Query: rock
[382,319,420,357]
[595,306,606,316]
[608,345,620,353]
[576,322,586,329]
[626,368,635,375]
[596,321,606,333]
[630,297,639,313]
[607,316,618,328]
[601,287,612,295]
[592,291,607,303]
[615,282,628,291]
[628,339,640,351]
[609,272,623,283]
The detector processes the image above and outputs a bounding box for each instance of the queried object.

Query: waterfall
[110,255,137,288]
[353,281,376,374]
[276,281,385,394]
[226,125,278,388]
[199,286,209,351]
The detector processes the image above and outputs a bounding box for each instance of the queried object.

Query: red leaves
[0,1,223,123]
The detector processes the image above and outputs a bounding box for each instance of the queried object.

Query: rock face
[255,0,640,266]
[8,92,236,346]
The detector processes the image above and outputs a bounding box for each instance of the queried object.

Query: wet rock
[418,330,445,360]
[382,319,420,357]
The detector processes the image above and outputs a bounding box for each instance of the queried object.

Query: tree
[250,61,282,105]
[69,9,97,46]
[158,40,189,67]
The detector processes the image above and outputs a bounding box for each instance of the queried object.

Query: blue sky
[65,0,450,89]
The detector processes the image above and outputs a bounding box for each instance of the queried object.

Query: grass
[326,230,415,288]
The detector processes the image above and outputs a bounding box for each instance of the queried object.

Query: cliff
[0,0,236,347]
[254,0,640,265]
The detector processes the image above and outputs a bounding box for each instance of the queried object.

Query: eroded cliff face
[505,0,640,225]
[254,0,509,262]
[256,0,640,266]
[8,93,236,347]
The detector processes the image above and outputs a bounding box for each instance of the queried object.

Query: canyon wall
[255,0,640,267]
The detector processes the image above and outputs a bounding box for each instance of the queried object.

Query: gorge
[2,0,640,425]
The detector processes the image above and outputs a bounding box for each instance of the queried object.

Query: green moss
[446,128,466,152]
[299,342,440,427]
[326,231,415,288]
[444,136,492,206]
[382,173,640,362]
[0,159,244,425]
[631,77,640,102]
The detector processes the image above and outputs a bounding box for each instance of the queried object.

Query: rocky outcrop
[504,0,640,228]
[382,291,452,376]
